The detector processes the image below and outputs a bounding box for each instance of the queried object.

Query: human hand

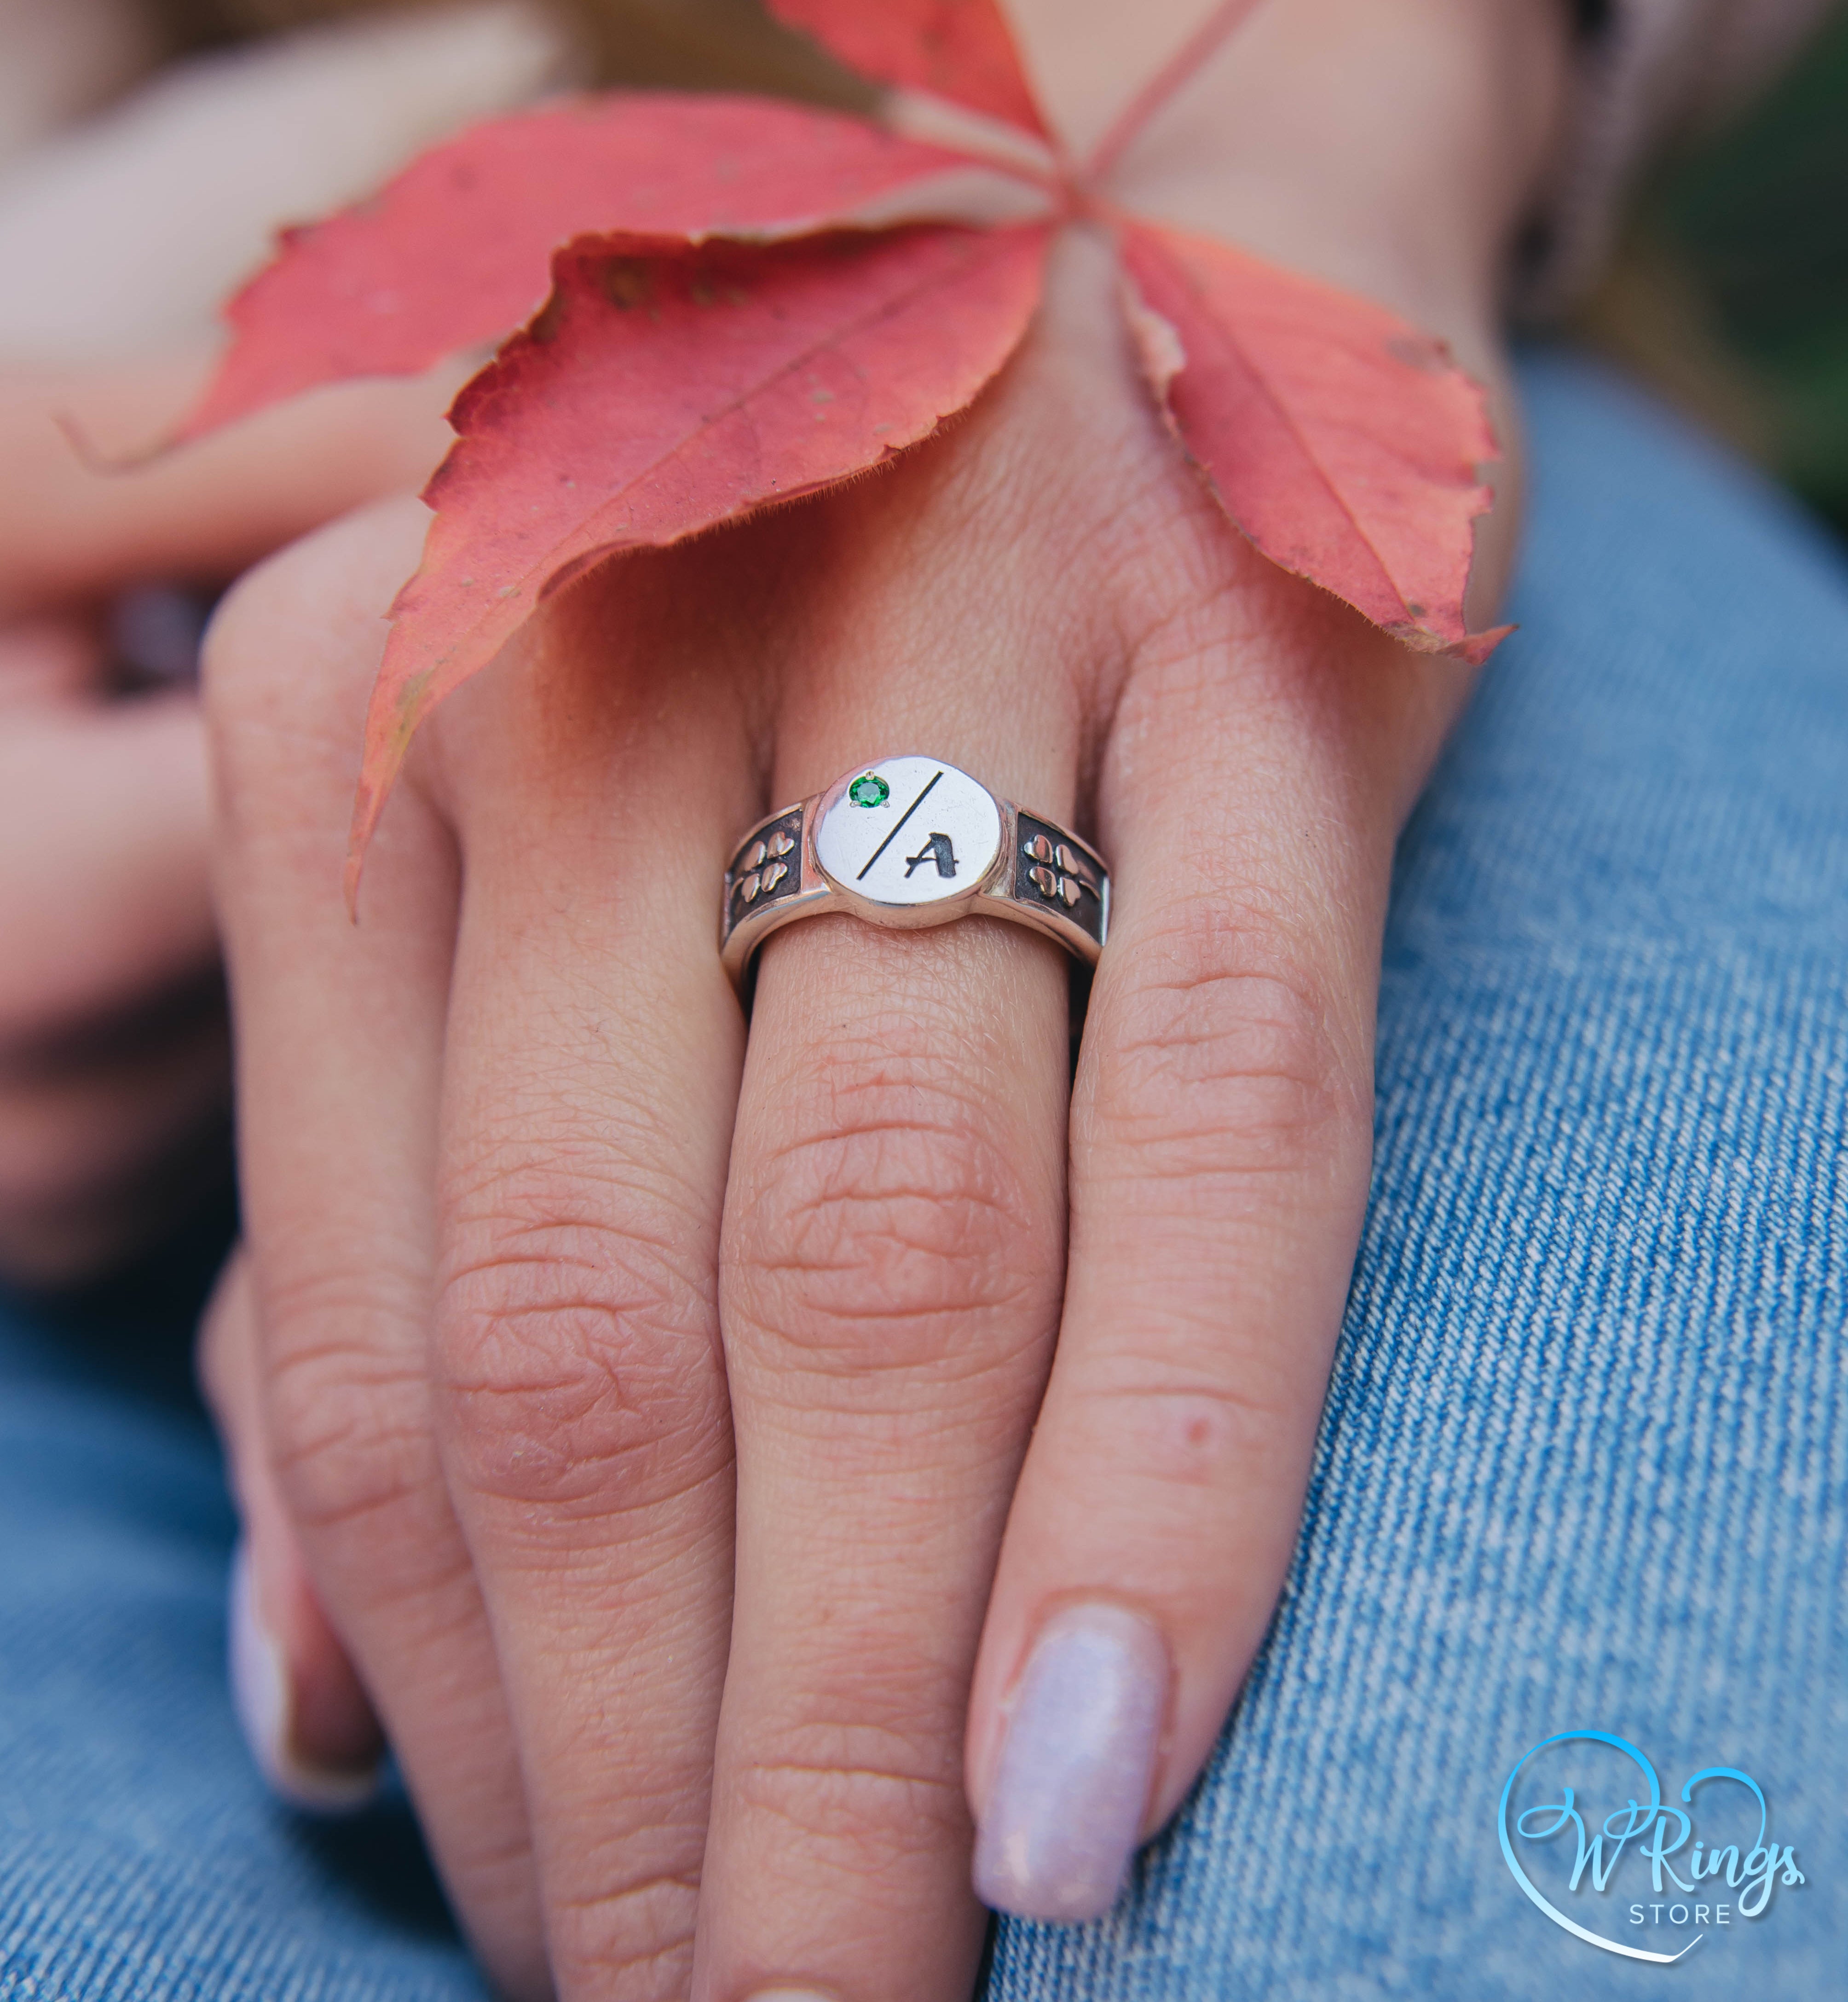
[0,360,458,1285]
[0,0,567,1285]
[200,1,1568,1996]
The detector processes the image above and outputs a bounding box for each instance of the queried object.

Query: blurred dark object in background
[110,583,214,689]
[1579,3,1848,542]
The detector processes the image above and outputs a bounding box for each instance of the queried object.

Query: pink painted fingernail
[973,1602,1169,1922]
[228,1540,380,1814]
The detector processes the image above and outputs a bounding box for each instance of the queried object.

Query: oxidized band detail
[721,755,1109,983]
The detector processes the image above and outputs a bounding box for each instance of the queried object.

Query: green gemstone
[848,773,889,808]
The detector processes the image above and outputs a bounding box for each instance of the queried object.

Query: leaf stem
[1082,0,1271,185]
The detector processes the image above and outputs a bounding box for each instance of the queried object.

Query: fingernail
[228,1540,380,1814]
[973,1602,1169,1923]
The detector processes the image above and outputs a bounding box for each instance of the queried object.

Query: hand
[0,362,456,1285]
[0,0,563,1285]
[200,1,1568,1996]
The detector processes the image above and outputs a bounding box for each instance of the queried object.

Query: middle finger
[427,547,761,1999]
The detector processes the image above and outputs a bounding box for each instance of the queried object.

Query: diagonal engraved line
[858,769,941,880]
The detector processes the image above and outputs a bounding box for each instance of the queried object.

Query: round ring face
[813,756,1003,912]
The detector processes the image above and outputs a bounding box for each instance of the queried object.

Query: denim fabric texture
[0,1218,481,2002]
[1,352,1843,1999]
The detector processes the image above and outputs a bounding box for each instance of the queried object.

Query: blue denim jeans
[3,353,1843,2000]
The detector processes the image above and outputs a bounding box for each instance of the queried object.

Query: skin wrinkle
[1108,955,1348,1082]
[259,1373,443,1522]
[740,1759,965,1800]
[441,1143,719,1247]
[761,1130,1032,1244]
[438,1214,717,1318]
[734,1706,973,1794]
[540,1904,701,2002]
[1094,965,1366,1168]
[747,1373,1047,1454]
[263,1405,436,1533]
[207,1356,459,1586]
[730,1768,968,1860]
[448,1430,734,1534]
[547,1869,705,1963]
[253,1253,432,1326]
[740,1669,976,1752]
[485,1485,735,1603]
[736,1059,1056,1349]
[738,1169,1052,1366]
[436,1330,729,1520]
[435,1243,718,1363]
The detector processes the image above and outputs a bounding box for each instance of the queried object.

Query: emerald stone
[849,773,889,808]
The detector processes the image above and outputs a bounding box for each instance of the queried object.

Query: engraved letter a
[905,833,958,879]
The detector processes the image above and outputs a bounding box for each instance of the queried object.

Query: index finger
[0,354,457,617]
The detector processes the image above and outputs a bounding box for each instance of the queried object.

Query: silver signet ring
[720,754,1109,984]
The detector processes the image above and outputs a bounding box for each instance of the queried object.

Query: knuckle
[201,536,337,733]
[202,504,420,811]
[732,1714,966,1865]
[732,1042,1056,1380]
[258,1274,439,1542]
[435,1171,726,1519]
[546,1870,699,2002]
[1097,905,1365,1180]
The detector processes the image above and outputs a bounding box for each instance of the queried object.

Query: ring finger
[424,543,762,2000]
[692,477,1093,2001]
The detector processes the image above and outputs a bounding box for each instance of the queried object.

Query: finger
[0,3,566,360]
[0,612,106,706]
[0,353,460,619]
[424,549,756,2001]
[0,973,228,1285]
[206,499,547,1999]
[199,1251,384,1806]
[693,430,1097,1997]
[0,693,213,1041]
[967,566,1426,1921]
[0,636,220,1288]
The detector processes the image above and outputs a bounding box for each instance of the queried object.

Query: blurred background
[1584,0,1848,542]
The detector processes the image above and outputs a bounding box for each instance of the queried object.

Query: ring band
[721,754,1110,984]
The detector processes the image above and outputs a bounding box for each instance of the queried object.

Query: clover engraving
[736,826,797,906]
[1022,832,1098,909]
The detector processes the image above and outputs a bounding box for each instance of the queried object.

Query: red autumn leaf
[350,222,1051,869]
[764,0,1049,137]
[1120,220,1507,662]
[164,0,1513,874]
[173,95,973,444]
